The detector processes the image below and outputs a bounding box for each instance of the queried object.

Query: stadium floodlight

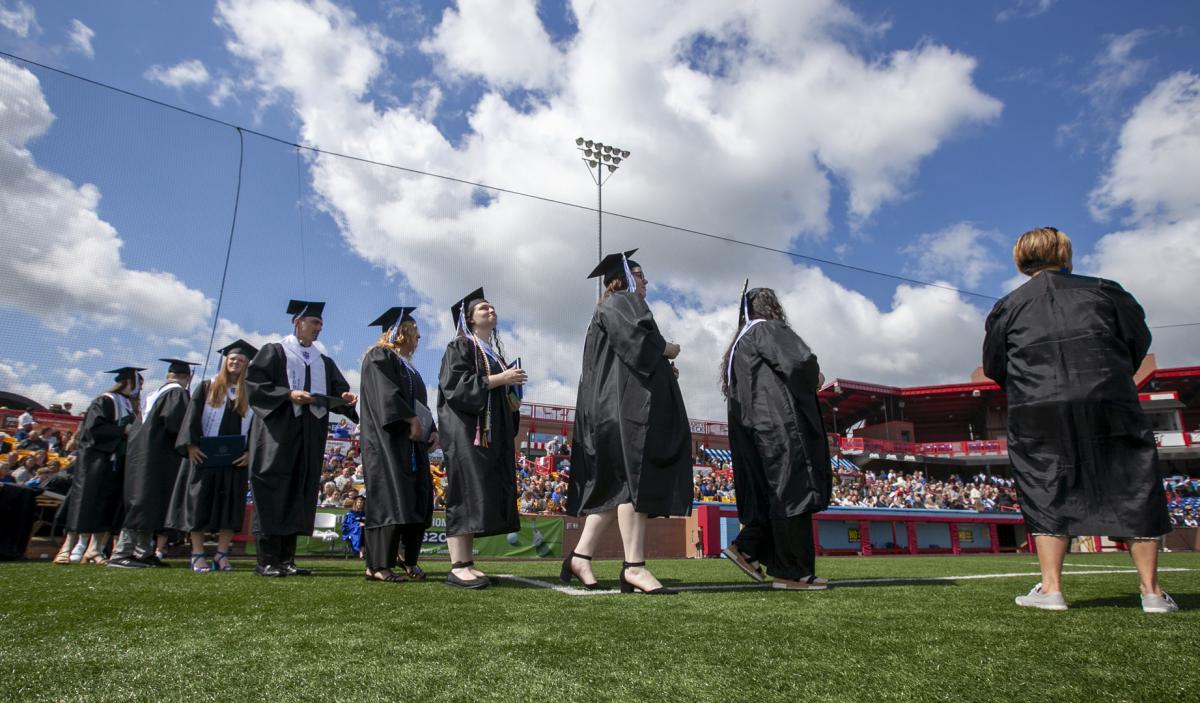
[575,136,633,293]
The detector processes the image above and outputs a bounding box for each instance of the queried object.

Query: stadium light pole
[575,137,632,295]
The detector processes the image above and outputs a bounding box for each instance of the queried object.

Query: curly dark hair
[719,287,788,398]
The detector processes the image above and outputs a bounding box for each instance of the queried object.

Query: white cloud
[421,0,562,91]
[1085,30,1152,110]
[144,59,212,89]
[901,222,1003,289]
[57,347,103,363]
[67,18,95,58]
[209,76,236,106]
[996,0,1055,23]
[1083,72,1200,368]
[0,58,214,334]
[216,0,1002,417]
[1089,72,1200,224]
[211,317,279,354]
[0,1,37,38]
[0,358,91,409]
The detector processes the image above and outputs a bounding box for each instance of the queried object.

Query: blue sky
[0,0,1197,417]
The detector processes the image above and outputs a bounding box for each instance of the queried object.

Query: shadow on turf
[1067,592,1199,610]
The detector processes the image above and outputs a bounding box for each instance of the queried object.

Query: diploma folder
[310,393,349,411]
[197,435,246,468]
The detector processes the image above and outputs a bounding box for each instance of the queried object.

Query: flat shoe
[772,576,828,591]
[365,570,408,583]
[446,571,489,590]
[1014,583,1067,611]
[721,547,766,583]
[1141,591,1179,613]
[255,564,287,578]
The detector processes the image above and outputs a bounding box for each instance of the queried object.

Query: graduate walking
[719,284,831,591]
[57,367,144,566]
[358,307,438,583]
[109,359,196,569]
[166,339,257,573]
[565,251,693,594]
[246,301,358,577]
[437,288,525,589]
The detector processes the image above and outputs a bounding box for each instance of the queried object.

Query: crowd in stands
[1166,478,1200,528]
[829,469,1020,512]
[5,407,1200,528]
[0,414,77,495]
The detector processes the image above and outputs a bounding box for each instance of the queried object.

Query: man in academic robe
[246,300,358,577]
[109,359,196,569]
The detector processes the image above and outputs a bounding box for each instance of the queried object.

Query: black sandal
[404,563,427,581]
[559,551,601,590]
[445,560,489,589]
[619,561,677,595]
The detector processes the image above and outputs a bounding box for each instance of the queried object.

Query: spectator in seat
[18,428,48,451]
[320,482,341,508]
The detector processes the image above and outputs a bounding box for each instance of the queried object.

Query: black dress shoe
[280,562,312,576]
[140,555,171,568]
[255,564,287,578]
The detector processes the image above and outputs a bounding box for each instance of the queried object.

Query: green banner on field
[420,513,563,558]
[245,509,564,558]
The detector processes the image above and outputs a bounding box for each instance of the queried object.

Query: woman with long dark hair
[719,284,831,591]
[358,307,438,583]
[566,251,693,594]
[166,340,257,573]
[57,367,144,566]
[437,288,526,589]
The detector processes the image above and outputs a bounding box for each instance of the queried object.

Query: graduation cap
[370,306,417,343]
[368,306,416,330]
[286,299,325,320]
[217,339,259,358]
[450,287,486,332]
[160,358,200,375]
[587,249,639,289]
[105,366,146,383]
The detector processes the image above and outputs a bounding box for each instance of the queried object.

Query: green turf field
[2,552,1197,702]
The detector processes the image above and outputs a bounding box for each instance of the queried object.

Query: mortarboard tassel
[622,253,636,292]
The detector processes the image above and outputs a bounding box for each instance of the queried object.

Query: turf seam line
[501,568,1198,596]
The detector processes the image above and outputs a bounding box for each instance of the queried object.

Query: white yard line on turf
[498,567,1198,596]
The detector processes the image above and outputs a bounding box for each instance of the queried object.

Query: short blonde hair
[1013,226,1072,276]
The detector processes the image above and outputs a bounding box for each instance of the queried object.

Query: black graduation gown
[246,342,354,536]
[726,320,832,522]
[360,346,434,529]
[437,337,520,537]
[122,384,190,531]
[983,271,1170,537]
[165,381,249,532]
[65,394,132,533]
[567,291,693,517]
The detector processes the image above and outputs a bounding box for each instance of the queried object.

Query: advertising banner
[254,510,564,558]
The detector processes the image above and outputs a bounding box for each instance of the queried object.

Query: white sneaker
[1141,592,1179,613]
[1015,583,1068,611]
